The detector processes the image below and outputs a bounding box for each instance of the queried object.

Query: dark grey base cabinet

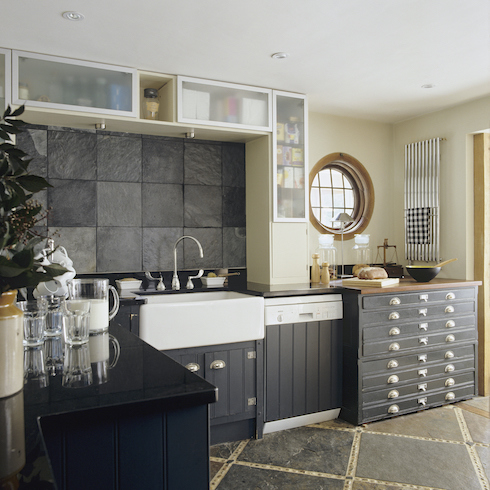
[265,319,342,422]
[341,286,478,425]
[41,403,210,490]
[164,340,263,444]
[113,304,140,335]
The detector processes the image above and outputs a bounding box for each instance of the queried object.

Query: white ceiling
[2,0,490,123]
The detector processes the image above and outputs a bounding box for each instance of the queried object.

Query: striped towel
[406,208,431,244]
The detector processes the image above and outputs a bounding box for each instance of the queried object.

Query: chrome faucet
[172,236,204,290]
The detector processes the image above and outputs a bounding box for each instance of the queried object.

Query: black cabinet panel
[265,319,342,422]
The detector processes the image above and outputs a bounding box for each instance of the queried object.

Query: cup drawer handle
[389,327,401,336]
[387,359,399,369]
[185,362,200,373]
[445,305,455,314]
[389,312,400,320]
[446,292,456,300]
[388,404,399,414]
[389,297,401,305]
[210,360,226,370]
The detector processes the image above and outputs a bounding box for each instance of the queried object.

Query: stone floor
[210,397,489,489]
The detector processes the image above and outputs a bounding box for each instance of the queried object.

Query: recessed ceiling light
[271,52,289,60]
[421,84,435,89]
[62,11,85,21]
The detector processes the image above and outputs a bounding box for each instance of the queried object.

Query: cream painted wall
[308,112,395,267]
[393,95,490,280]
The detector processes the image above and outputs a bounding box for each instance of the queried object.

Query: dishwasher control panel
[264,295,343,325]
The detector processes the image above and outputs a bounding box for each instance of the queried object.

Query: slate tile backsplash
[17,125,246,273]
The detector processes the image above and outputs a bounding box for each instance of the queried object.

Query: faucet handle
[186,269,204,289]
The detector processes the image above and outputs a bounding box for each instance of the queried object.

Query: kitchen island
[8,324,217,490]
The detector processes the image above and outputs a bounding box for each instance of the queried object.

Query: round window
[309,152,374,240]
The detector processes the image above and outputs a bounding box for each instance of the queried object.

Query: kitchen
[0,1,489,489]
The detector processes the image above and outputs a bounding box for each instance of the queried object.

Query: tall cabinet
[246,91,309,285]
[0,48,11,112]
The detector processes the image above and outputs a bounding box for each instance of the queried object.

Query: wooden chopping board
[342,277,400,288]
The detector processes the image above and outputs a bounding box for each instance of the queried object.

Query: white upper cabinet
[12,51,137,117]
[0,48,11,112]
[177,76,272,131]
[273,91,308,222]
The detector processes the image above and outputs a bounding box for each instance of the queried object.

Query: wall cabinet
[273,91,308,222]
[341,286,478,425]
[164,340,263,444]
[113,304,140,336]
[0,47,10,112]
[177,76,272,131]
[12,50,137,117]
[265,319,342,422]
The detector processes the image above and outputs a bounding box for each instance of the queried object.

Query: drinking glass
[17,301,47,346]
[63,300,91,345]
[38,296,63,337]
[62,344,92,388]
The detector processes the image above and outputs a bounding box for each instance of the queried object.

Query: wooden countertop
[339,277,482,295]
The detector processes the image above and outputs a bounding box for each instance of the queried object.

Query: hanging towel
[406,208,431,244]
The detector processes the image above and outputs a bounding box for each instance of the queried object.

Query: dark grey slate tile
[184,141,221,185]
[97,182,141,227]
[222,143,245,187]
[142,136,184,183]
[183,228,222,269]
[47,130,97,180]
[96,227,142,272]
[210,440,244,459]
[476,444,490,482]
[31,189,48,227]
[17,127,48,177]
[142,183,183,227]
[462,409,490,445]
[223,187,245,227]
[223,227,246,268]
[184,185,222,228]
[142,227,184,271]
[356,432,480,490]
[47,179,96,227]
[49,227,96,273]
[365,405,465,442]
[97,134,142,182]
[216,464,344,490]
[237,427,354,476]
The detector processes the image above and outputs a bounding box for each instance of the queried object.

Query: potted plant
[0,105,67,398]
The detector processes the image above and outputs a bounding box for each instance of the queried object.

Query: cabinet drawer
[363,327,476,356]
[362,357,475,390]
[362,344,475,375]
[362,315,476,342]
[361,288,475,310]
[362,384,476,422]
[360,301,475,326]
[362,371,475,405]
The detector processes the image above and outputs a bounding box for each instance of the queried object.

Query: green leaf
[0,255,26,277]
[0,129,10,141]
[11,248,34,269]
[17,175,51,193]
[0,124,22,135]
[10,105,25,118]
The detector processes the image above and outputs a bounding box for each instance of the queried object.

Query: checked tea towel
[406,207,431,244]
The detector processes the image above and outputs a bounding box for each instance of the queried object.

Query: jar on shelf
[353,234,372,265]
[143,88,159,120]
[317,234,337,280]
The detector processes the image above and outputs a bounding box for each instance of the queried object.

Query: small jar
[143,88,159,120]
[353,234,372,265]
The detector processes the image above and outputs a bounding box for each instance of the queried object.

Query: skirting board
[263,408,341,434]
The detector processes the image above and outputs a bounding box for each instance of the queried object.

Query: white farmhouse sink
[138,291,264,350]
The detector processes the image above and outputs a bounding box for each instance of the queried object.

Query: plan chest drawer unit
[340,284,479,425]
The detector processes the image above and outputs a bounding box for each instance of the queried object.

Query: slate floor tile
[237,427,354,476]
[462,409,490,444]
[355,432,480,490]
[363,405,465,442]
[215,464,344,490]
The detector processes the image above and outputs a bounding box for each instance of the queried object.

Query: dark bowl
[406,266,441,282]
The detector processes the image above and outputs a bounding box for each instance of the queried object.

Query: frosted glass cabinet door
[12,51,137,117]
[0,48,11,112]
[273,91,308,222]
[178,76,272,131]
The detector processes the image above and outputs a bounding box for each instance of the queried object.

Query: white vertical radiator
[404,138,443,262]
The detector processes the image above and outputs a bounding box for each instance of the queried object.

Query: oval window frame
[309,152,374,241]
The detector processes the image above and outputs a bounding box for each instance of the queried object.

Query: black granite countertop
[6,324,217,489]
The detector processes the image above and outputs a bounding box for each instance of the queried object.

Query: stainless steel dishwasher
[263,294,343,434]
